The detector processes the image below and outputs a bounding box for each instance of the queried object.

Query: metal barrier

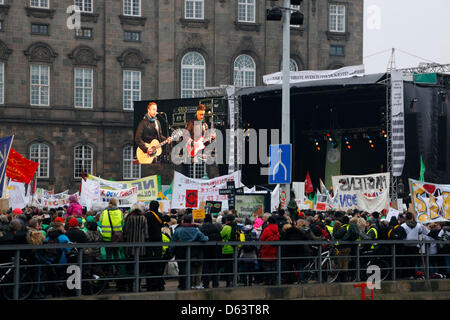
[0,239,448,300]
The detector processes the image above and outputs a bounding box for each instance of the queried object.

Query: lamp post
[267,0,303,209]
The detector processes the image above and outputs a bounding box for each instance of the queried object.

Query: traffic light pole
[281,0,291,209]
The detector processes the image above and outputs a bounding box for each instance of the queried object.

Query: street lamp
[266,0,304,209]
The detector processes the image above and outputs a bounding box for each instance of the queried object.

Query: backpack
[376,221,388,240]
[44,237,63,264]
[241,229,258,253]
[388,225,406,240]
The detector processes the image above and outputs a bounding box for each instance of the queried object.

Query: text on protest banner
[41,193,80,208]
[331,173,390,212]
[263,65,365,85]
[87,174,161,201]
[172,171,241,210]
[409,179,450,223]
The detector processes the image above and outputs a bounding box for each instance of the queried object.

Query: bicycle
[0,257,34,300]
[358,248,391,282]
[303,246,340,283]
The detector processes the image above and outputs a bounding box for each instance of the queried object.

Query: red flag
[80,170,86,193]
[304,171,314,194]
[6,148,39,184]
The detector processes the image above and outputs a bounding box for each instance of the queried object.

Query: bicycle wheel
[82,275,106,296]
[322,258,339,283]
[377,259,390,281]
[2,272,34,300]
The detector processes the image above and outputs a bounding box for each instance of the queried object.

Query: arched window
[30,143,49,178]
[290,59,299,71]
[123,145,141,180]
[181,52,205,98]
[74,145,93,178]
[234,54,256,88]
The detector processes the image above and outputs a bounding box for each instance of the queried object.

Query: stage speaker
[438,115,447,170]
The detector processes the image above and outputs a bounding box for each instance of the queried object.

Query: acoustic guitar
[136,129,182,164]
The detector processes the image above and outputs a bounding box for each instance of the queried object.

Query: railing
[0,239,448,300]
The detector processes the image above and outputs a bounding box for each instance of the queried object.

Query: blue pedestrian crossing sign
[269,144,291,184]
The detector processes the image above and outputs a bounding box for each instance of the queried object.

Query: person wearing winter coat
[65,195,83,218]
[220,214,240,287]
[171,214,209,290]
[258,216,280,285]
[199,214,221,288]
[401,212,430,278]
[238,220,259,286]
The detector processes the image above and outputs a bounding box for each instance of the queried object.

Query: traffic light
[266,7,282,21]
[290,10,304,25]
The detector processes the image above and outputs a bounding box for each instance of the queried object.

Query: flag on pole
[0,136,14,198]
[419,155,426,182]
[304,171,313,194]
[6,147,38,184]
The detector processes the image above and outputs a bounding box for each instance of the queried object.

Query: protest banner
[235,194,265,219]
[99,187,138,206]
[80,179,100,211]
[205,201,222,216]
[0,136,13,199]
[88,174,161,201]
[7,180,27,210]
[332,173,390,212]
[192,209,206,220]
[409,179,450,223]
[172,171,240,210]
[263,65,365,85]
[41,193,80,208]
[292,182,305,202]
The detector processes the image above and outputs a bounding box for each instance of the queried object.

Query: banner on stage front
[263,65,365,85]
[172,171,240,210]
[87,174,161,201]
[409,179,450,223]
[331,173,390,212]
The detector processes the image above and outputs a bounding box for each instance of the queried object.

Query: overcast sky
[363,0,450,74]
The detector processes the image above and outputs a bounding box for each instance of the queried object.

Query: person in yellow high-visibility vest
[99,198,123,274]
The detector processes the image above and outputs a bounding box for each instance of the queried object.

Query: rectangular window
[185,0,204,19]
[30,64,50,106]
[238,0,255,23]
[330,45,345,56]
[123,146,141,180]
[123,70,141,110]
[330,4,345,32]
[31,23,49,35]
[74,68,93,108]
[124,0,141,17]
[75,27,93,39]
[74,146,93,178]
[124,30,141,42]
[30,0,49,8]
[0,63,4,105]
[75,0,93,13]
[30,144,49,178]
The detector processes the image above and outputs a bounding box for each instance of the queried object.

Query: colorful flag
[6,148,39,184]
[0,136,14,198]
[304,171,313,194]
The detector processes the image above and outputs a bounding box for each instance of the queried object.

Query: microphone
[157,111,166,115]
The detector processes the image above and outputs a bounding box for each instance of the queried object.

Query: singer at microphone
[134,102,172,162]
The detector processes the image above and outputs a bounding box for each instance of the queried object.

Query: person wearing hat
[66,217,88,243]
[65,195,82,218]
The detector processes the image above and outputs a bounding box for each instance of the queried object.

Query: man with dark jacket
[171,214,208,290]
[144,200,170,291]
[199,214,221,288]
[66,218,88,244]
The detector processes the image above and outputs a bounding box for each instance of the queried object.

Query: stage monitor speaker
[438,114,447,170]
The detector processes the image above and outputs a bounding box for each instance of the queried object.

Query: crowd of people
[0,194,449,299]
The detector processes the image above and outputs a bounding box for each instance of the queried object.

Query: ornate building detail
[68,46,101,66]
[23,42,57,63]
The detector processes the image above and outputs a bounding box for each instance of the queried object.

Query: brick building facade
[0,0,363,192]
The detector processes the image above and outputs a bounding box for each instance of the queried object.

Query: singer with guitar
[135,102,172,164]
[185,104,216,160]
